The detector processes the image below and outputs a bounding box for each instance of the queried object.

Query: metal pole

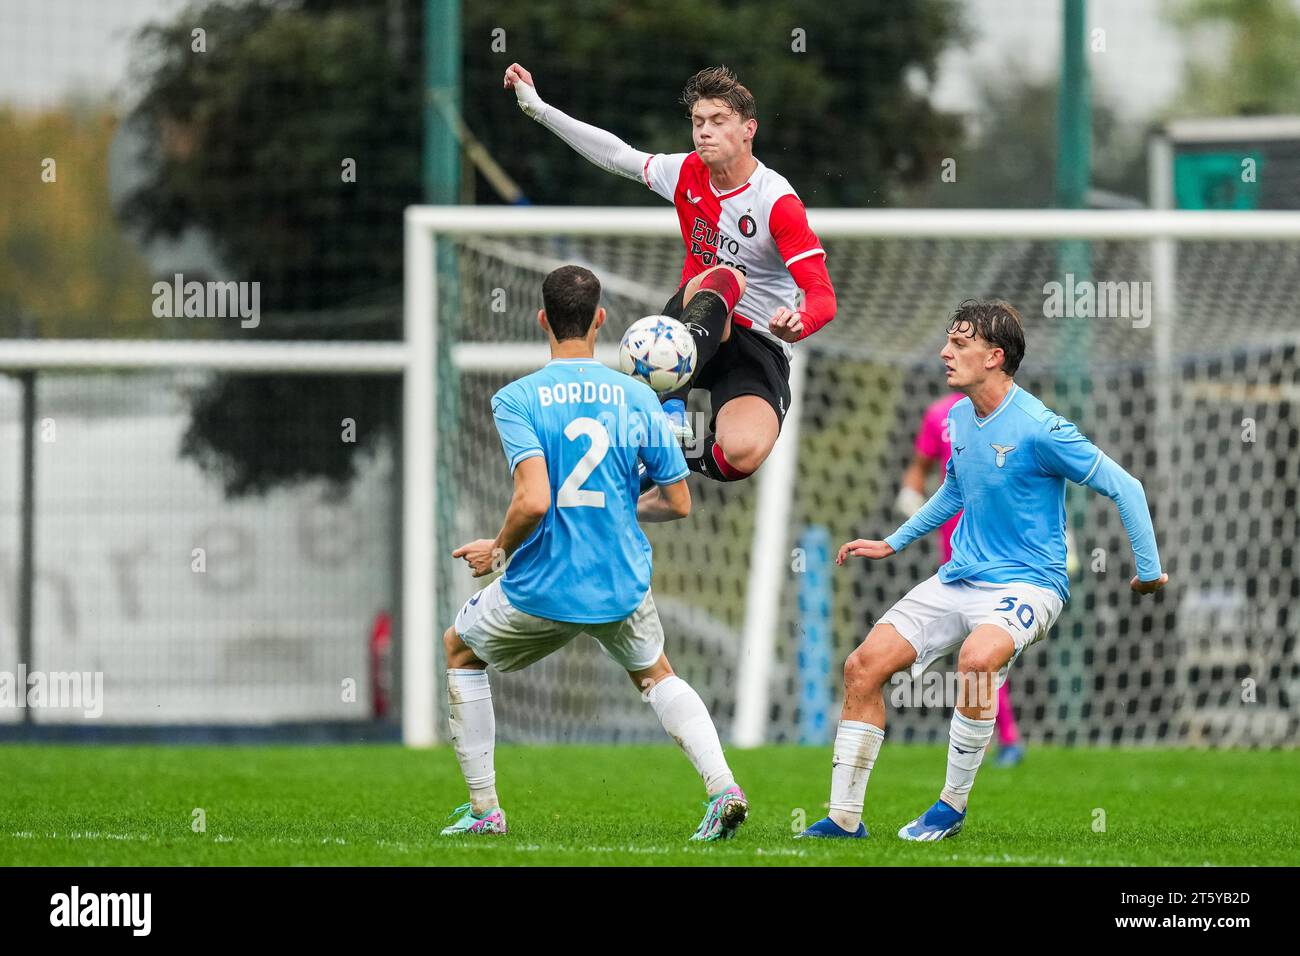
[403,0,462,745]
[1149,134,1176,506]
[1055,0,1092,212]
[17,370,35,725]
[1053,0,1092,740]
[428,0,462,670]
[425,0,461,204]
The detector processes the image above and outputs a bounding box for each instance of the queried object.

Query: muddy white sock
[828,720,885,831]
[447,669,497,813]
[646,675,734,795]
[940,711,996,813]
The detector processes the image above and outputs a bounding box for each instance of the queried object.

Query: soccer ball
[618,315,697,394]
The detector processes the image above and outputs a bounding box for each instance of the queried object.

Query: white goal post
[405,205,1300,749]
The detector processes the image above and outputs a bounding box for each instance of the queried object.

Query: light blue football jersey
[886,383,1162,601]
[490,358,688,623]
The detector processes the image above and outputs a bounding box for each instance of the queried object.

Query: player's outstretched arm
[1080,454,1168,595]
[875,468,965,559]
[504,62,650,182]
[638,478,691,523]
[453,456,550,577]
[836,538,894,565]
[838,469,963,565]
[1035,416,1167,595]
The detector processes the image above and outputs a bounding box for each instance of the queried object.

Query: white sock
[645,675,735,795]
[828,720,885,831]
[940,710,996,813]
[447,669,498,813]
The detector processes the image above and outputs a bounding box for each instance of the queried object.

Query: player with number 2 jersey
[440,265,748,843]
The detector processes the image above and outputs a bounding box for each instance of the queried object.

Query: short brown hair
[681,66,756,122]
[542,265,601,342]
[947,299,1026,376]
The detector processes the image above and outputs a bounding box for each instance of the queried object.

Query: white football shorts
[878,574,1064,686]
[453,577,665,673]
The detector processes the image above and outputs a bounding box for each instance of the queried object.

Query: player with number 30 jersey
[798,300,1168,845]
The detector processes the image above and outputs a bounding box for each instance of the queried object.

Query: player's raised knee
[444,626,483,667]
[843,646,888,694]
[709,265,746,306]
[442,626,462,658]
[957,644,1002,676]
[687,265,745,307]
[720,265,746,301]
[716,431,771,475]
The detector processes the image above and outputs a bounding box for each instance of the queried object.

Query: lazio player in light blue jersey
[800,299,1168,843]
[440,265,748,842]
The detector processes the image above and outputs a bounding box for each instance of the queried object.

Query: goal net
[423,207,1300,749]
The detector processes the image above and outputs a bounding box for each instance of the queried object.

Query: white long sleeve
[515,81,650,182]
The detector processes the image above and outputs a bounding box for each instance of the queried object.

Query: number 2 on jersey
[557,417,609,508]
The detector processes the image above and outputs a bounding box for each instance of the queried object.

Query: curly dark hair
[680,65,756,122]
[946,299,1026,376]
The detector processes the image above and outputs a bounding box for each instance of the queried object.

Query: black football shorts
[660,282,792,433]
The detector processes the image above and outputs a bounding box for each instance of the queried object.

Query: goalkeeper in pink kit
[897,393,1025,766]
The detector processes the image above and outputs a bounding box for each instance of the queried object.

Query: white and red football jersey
[641,152,825,355]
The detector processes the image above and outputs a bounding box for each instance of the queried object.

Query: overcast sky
[0,0,1245,124]
[932,0,1190,121]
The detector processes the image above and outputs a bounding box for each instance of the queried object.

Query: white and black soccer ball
[618,315,697,394]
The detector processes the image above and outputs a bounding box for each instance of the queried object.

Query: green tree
[907,79,1147,208]
[126,1,421,315]
[462,0,965,207]
[126,0,966,496]
[0,106,153,338]
[123,0,421,495]
[1167,0,1300,115]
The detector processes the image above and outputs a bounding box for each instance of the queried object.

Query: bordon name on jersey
[489,358,688,624]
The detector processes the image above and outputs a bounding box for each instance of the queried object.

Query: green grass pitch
[1,744,1295,866]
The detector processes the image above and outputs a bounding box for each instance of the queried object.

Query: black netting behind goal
[439,230,1300,747]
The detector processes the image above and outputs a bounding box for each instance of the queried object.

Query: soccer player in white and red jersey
[504,63,837,486]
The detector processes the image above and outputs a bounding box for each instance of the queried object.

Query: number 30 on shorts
[995,596,1035,628]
